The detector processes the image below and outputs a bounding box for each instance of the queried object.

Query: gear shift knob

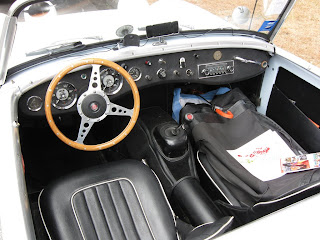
[154,123,188,158]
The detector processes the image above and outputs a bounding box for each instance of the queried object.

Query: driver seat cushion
[39,160,177,240]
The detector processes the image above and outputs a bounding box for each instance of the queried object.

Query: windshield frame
[6,28,271,79]
[0,0,296,86]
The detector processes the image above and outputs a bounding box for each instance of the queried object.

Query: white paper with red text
[227,130,295,181]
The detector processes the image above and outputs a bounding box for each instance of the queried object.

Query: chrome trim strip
[8,0,43,17]
[0,16,16,86]
[269,0,297,41]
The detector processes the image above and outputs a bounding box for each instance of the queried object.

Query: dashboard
[19,48,270,117]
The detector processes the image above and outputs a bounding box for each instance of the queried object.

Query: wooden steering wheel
[45,58,140,151]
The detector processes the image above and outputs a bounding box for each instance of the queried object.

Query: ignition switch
[157,68,167,79]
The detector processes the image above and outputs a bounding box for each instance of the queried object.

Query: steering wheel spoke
[45,58,140,151]
[76,118,94,144]
[108,102,133,117]
[88,64,102,92]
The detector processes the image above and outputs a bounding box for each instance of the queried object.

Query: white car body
[0,0,319,239]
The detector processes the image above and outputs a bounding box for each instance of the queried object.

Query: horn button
[81,94,107,119]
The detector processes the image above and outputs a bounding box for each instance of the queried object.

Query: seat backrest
[39,160,178,240]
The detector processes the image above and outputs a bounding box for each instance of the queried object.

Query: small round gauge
[128,67,142,81]
[27,96,43,112]
[52,82,77,110]
[213,51,222,60]
[100,68,123,95]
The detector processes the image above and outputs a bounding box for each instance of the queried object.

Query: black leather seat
[39,160,233,240]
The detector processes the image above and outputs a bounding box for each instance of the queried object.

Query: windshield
[10,0,289,66]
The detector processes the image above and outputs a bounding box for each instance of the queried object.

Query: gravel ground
[273,0,320,67]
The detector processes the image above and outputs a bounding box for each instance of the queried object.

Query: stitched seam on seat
[151,170,176,224]
[150,170,180,240]
[82,191,100,240]
[203,216,234,240]
[107,182,128,239]
[94,187,113,239]
[191,222,215,232]
[118,181,145,240]
[71,178,156,240]
[38,190,54,240]
[253,181,320,207]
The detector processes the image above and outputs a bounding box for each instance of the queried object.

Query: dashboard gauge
[128,67,142,81]
[213,51,222,60]
[100,68,123,95]
[27,96,43,112]
[52,82,77,110]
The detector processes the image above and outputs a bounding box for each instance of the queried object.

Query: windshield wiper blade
[25,41,85,57]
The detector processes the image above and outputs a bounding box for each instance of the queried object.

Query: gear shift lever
[170,124,184,136]
[154,123,188,158]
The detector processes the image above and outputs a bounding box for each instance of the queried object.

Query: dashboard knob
[145,75,152,81]
[145,60,152,66]
[173,70,180,76]
[186,69,193,76]
[120,63,128,70]
[201,69,209,76]
[157,68,167,79]
[227,65,234,73]
[158,58,166,64]
[179,57,186,68]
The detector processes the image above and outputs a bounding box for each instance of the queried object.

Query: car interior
[15,43,320,239]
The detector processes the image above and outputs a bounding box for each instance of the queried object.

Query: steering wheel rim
[45,58,140,151]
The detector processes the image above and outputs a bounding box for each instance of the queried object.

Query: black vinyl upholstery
[39,160,177,240]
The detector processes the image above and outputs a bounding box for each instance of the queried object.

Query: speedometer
[100,68,123,95]
[52,82,77,109]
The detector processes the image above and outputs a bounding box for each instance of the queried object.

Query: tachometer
[128,67,142,81]
[100,68,123,95]
[52,82,77,109]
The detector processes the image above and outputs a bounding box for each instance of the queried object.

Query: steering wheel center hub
[90,102,99,112]
[45,58,140,151]
[77,92,110,121]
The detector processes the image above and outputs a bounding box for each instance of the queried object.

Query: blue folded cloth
[172,87,230,122]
